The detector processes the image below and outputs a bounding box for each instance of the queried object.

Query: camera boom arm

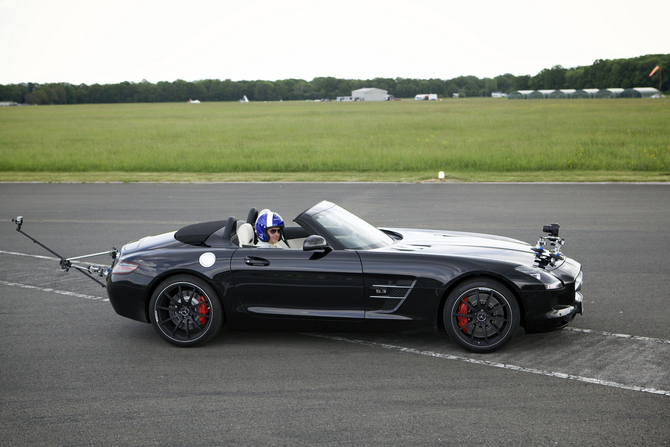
[12,216,117,288]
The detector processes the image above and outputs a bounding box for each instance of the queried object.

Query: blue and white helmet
[255,211,284,242]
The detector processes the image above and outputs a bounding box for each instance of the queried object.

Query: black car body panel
[107,200,584,352]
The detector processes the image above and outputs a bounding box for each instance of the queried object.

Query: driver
[255,211,285,248]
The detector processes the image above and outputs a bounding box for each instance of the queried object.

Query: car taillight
[111,260,139,274]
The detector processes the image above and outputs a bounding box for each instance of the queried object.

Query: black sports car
[106,201,584,353]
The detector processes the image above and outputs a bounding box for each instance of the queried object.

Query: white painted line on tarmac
[0,280,108,302]
[0,250,110,267]
[564,327,670,344]
[305,333,670,397]
[0,249,55,260]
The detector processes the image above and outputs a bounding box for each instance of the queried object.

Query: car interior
[233,207,311,249]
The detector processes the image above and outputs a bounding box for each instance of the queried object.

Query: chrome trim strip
[247,307,364,319]
[368,280,416,313]
[364,311,412,320]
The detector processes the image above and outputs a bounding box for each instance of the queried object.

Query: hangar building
[352,88,388,101]
[508,87,659,99]
[619,87,660,98]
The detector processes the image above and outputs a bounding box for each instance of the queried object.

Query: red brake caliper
[198,295,209,325]
[457,298,469,334]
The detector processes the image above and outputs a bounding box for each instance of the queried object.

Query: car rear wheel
[149,274,224,347]
[444,278,520,353]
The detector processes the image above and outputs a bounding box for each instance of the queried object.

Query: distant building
[415,94,438,101]
[549,89,575,99]
[595,88,625,98]
[508,87,658,99]
[507,90,534,99]
[351,88,388,101]
[529,89,555,99]
[619,87,660,98]
[572,89,599,98]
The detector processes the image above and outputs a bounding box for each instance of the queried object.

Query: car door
[230,248,365,320]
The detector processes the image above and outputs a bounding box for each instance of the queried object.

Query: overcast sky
[1,0,667,85]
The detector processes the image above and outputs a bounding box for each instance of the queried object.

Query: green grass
[1,99,668,181]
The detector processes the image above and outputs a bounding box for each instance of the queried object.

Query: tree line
[1,54,666,105]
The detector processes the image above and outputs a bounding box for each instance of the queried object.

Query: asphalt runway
[1,182,669,446]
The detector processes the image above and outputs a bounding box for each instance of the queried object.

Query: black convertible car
[104,201,583,353]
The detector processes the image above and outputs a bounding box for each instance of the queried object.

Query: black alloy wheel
[149,274,224,347]
[444,278,520,353]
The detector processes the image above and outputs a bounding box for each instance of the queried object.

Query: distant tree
[369,77,395,94]
[426,78,446,96]
[134,80,161,102]
[510,75,530,91]
[254,81,275,101]
[494,73,514,93]
[208,79,242,101]
[334,78,354,97]
[87,84,105,103]
[8,53,667,105]
[0,84,29,103]
[465,78,482,97]
[51,84,67,103]
[311,77,341,99]
[41,87,57,104]
[564,67,585,89]
[196,79,215,100]
[484,78,497,96]
[445,82,459,97]
[25,89,48,104]
[529,65,567,90]
[449,75,483,96]
[291,80,311,100]
[394,78,419,98]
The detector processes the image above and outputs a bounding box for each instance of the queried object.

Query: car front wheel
[444,278,520,353]
[149,274,224,347]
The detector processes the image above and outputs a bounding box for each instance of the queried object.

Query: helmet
[255,211,284,242]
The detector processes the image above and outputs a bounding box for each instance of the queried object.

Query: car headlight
[575,271,583,292]
[515,265,563,290]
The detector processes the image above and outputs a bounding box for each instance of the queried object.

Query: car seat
[237,223,255,247]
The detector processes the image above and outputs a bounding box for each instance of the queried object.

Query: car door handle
[244,256,270,266]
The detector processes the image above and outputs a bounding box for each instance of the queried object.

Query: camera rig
[531,223,565,268]
[12,216,117,288]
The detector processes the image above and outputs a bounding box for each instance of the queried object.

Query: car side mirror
[302,235,332,252]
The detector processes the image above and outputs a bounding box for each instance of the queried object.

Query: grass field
[1,99,668,182]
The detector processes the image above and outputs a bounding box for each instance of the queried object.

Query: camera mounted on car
[532,223,565,268]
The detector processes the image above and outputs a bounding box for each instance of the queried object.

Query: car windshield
[312,205,394,250]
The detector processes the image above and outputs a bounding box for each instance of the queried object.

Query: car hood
[379,228,536,265]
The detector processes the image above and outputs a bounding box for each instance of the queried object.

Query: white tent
[595,88,625,98]
[619,87,660,98]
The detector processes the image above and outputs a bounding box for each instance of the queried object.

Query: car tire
[444,278,520,353]
[149,274,224,347]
